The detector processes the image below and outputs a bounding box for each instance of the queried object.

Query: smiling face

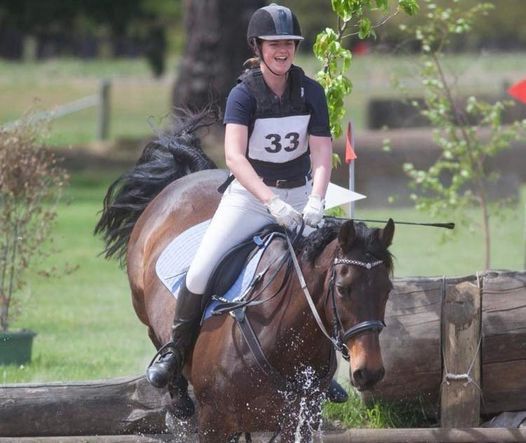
[259,39,296,76]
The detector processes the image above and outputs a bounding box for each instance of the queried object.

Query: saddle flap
[205,224,282,296]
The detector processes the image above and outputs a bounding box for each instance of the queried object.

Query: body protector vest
[239,66,311,181]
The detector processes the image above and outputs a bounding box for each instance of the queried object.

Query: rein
[220,228,386,392]
[285,235,385,361]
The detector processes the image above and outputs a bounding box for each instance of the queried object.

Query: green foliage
[399,0,526,269]
[0,117,69,332]
[313,0,419,138]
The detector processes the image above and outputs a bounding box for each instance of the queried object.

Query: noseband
[331,257,386,360]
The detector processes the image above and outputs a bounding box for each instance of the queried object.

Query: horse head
[329,219,394,391]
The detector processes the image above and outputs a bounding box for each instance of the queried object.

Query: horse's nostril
[352,367,385,387]
[353,368,366,384]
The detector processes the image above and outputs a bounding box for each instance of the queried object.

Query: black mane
[94,108,218,263]
[299,218,394,273]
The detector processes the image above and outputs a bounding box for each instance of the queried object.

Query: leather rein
[284,235,386,362]
[217,230,387,392]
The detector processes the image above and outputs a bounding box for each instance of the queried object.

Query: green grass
[0,57,175,145]
[323,390,436,429]
[1,170,153,384]
[357,198,526,277]
[1,52,525,144]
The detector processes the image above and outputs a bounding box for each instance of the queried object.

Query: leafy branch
[400,0,526,269]
[313,0,419,139]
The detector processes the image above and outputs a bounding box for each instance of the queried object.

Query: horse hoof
[168,394,196,420]
[327,379,349,403]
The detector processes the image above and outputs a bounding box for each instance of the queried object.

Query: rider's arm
[224,123,274,204]
[308,135,332,199]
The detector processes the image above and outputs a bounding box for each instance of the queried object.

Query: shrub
[0,117,69,332]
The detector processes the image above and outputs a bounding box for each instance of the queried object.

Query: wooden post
[440,279,481,427]
[97,79,111,141]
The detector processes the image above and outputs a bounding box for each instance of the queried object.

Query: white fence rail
[3,79,111,140]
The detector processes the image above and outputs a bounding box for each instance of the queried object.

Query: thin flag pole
[345,121,357,218]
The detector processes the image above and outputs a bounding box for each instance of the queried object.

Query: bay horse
[95,110,395,442]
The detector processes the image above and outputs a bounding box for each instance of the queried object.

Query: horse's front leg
[167,373,195,420]
[197,403,237,443]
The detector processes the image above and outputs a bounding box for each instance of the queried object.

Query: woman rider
[146,3,348,404]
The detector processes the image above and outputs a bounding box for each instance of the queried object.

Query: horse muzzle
[350,365,385,391]
[347,330,385,391]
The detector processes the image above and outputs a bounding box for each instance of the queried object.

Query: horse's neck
[300,239,338,305]
[285,240,337,339]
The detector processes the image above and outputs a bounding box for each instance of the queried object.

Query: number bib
[248,114,310,163]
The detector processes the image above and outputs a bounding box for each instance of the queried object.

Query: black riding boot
[146,283,203,389]
[327,379,348,403]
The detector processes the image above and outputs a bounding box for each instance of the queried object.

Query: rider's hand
[302,194,325,228]
[265,195,302,230]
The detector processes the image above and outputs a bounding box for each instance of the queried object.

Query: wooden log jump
[361,271,526,417]
[1,272,525,438]
[0,376,184,437]
[1,428,526,442]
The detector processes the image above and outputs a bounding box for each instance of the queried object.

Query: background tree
[172,0,265,111]
[399,0,526,269]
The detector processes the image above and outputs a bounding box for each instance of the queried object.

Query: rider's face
[260,39,296,76]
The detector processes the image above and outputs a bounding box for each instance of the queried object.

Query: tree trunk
[172,0,265,111]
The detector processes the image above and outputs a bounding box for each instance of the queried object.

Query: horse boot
[146,283,203,389]
[327,379,348,403]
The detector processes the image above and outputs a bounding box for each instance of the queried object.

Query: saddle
[204,224,283,297]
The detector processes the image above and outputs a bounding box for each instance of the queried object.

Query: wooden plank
[3,429,526,443]
[440,280,481,427]
[362,276,476,411]
[321,428,526,443]
[482,271,526,415]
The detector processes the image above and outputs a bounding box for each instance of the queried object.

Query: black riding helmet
[247,3,303,51]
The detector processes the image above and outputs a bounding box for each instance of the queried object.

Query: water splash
[277,365,326,442]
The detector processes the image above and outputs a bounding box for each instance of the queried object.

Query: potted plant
[0,116,68,365]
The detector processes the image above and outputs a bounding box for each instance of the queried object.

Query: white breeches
[185,178,312,294]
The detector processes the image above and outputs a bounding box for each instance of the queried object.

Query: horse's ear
[380,218,395,248]
[338,220,356,253]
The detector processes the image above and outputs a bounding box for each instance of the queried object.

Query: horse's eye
[336,284,350,297]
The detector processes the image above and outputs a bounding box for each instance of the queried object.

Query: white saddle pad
[156,221,278,321]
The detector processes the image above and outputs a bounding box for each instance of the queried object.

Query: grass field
[2,168,524,386]
[1,52,525,143]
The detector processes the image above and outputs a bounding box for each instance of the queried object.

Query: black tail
[94,108,218,263]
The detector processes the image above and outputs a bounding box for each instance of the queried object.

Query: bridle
[215,230,388,391]
[329,257,386,361]
[285,235,386,362]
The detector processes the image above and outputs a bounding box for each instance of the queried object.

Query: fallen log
[2,428,526,443]
[0,376,182,437]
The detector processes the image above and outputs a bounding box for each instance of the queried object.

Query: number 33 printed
[264,132,300,153]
